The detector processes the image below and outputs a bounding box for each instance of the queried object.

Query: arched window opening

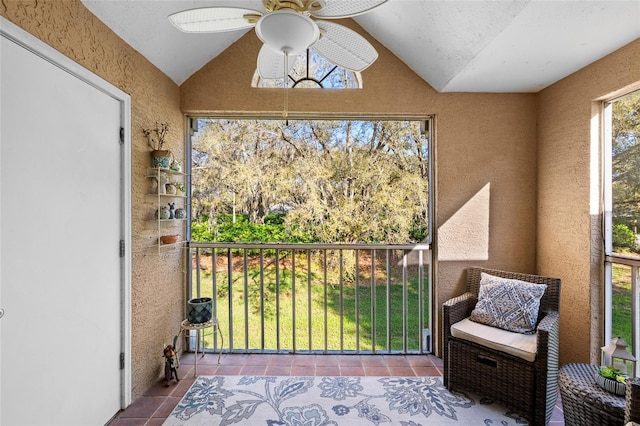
[252,49,362,89]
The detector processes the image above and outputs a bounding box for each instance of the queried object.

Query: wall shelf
[146,166,187,253]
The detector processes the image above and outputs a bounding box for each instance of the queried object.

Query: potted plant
[596,365,628,396]
[175,182,186,196]
[187,297,212,324]
[143,122,171,168]
[595,336,637,396]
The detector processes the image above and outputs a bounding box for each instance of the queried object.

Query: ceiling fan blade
[310,0,389,19]
[312,21,378,72]
[257,45,296,79]
[168,7,261,33]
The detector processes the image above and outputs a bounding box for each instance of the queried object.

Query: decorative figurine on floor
[163,336,180,386]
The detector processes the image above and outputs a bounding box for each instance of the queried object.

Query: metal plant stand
[180,318,222,377]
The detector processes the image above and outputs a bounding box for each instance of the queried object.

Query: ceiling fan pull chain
[283,51,289,118]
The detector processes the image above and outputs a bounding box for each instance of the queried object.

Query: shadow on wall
[438,183,490,261]
[402,183,490,265]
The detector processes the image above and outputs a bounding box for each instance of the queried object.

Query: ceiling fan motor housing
[264,0,325,14]
[255,10,320,54]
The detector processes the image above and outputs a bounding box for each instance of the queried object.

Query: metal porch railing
[605,254,640,377]
[188,242,432,355]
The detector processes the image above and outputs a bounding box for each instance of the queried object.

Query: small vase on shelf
[165,183,176,195]
[170,160,182,173]
[155,206,170,220]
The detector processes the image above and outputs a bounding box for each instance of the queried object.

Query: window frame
[602,94,640,376]
[184,115,436,354]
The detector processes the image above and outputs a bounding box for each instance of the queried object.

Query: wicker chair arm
[626,377,640,423]
[536,310,559,333]
[442,292,476,388]
[535,311,559,354]
[534,310,560,425]
[443,292,476,325]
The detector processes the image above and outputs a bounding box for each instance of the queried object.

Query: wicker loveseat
[442,267,561,426]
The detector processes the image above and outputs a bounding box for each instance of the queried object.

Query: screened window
[185,118,434,354]
[189,118,430,244]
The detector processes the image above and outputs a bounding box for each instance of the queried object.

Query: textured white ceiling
[82,0,640,92]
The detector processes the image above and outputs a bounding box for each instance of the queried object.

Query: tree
[612,92,640,244]
[192,120,293,225]
[191,119,430,244]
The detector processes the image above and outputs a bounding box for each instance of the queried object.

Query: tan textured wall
[538,38,640,365]
[181,20,539,354]
[2,1,551,399]
[1,0,187,400]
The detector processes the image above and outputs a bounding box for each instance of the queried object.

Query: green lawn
[190,253,634,355]
[190,250,430,352]
[611,263,634,346]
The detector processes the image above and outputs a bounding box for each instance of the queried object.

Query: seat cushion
[451,317,537,362]
[469,272,547,334]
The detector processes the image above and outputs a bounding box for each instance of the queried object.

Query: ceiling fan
[168,0,389,80]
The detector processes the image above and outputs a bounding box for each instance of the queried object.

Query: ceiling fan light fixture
[255,10,319,54]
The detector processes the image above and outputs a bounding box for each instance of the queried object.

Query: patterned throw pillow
[469,273,547,334]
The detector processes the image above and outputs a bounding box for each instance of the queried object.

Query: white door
[1,23,126,425]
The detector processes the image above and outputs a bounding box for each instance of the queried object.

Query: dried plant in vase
[143,122,172,168]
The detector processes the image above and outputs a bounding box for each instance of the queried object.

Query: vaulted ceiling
[82,0,640,93]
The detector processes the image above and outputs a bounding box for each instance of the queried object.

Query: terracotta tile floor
[108,353,565,425]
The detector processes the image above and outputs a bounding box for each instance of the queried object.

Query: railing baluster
[339,250,344,353]
[195,248,201,298]
[227,247,233,351]
[307,249,312,352]
[292,249,296,353]
[418,249,424,353]
[355,249,360,352]
[386,250,391,353]
[633,264,639,377]
[427,254,433,353]
[323,249,328,353]
[243,248,249,351]
[276,248,281,352]
[371,249,376,353]
[194,249,202,353]
[260,249,265,351]
[402,250,408,353]
[213,248,218,351]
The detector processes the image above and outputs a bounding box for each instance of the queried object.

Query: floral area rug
[162,375,528,425]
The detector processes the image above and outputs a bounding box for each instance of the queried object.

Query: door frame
[0,16,133,408]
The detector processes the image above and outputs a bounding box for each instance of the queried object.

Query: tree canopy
[191,119,430,244]
[612,92,640,237]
